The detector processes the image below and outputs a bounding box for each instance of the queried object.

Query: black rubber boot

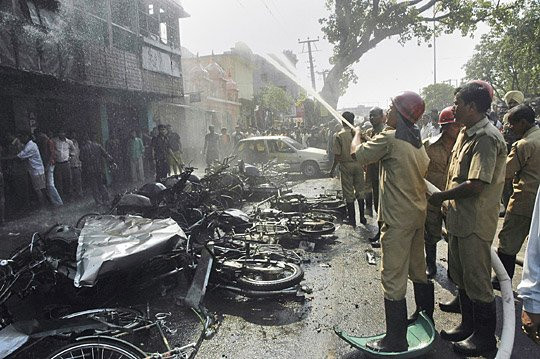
[357,198,367,225]
[453,300,497,356]
[408,281,435,324]
[492,250,516,291]
[440,290,474,342]
[346,202,356,228]
[425,242,437,279]
[366,298,408,352]
[439,293,460,313]
[365,192,373,217]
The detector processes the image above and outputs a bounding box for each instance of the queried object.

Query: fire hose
[425,180,514,359]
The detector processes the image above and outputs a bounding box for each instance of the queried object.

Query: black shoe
[441,290,474,342]
[346,202,356,228]
[371,240,381,248]
[366,298,408,352]
[439,294,460,313]
[425,242,437,279]
[453,300,497,356]
[369,230,380,243]
[408,281,435,324]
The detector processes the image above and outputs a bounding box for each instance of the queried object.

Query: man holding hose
[350,91,433,352]
[429,81,507,356]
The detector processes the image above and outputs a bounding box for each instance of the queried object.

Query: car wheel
[302,161,320,177]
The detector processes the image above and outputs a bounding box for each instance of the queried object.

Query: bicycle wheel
[297,220,336,236]
[234,259,303,291]
[47,338,145,359]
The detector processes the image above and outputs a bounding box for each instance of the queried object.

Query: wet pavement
[1,178,538,358]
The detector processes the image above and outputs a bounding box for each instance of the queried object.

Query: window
[138,0,180,48]
[268,139,295,153]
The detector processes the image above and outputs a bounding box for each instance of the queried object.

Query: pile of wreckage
[0,157,345,358]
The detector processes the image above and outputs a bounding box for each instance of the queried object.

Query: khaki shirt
[354,129,430,229]
[446,118,507,241]
[506,126,540,217]
[333,128,355,163]
[423,134,452,191]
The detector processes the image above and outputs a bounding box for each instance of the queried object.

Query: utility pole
[317,70,329,85]
[432,7,437,84]
[298,37,319,90]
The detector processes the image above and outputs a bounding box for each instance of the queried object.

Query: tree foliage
[256,84,294,118]
[421,83,455,111]
[319,0,519,107]
[464,0,540,98]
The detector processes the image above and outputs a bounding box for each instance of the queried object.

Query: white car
[232,136,330,177]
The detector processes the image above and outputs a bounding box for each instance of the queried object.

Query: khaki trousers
[339,161,365,203]
[498,212,531,256]
[448,233,494,303]
[381,223,427,301]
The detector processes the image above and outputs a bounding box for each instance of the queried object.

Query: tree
[255,84,294,126]
[421,83,455,112]
[464,0,540,98]
[319,0,518,107]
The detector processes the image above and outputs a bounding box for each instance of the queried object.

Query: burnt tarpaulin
[74,215,186,287]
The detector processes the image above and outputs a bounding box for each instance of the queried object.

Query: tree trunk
[319,62,346,109]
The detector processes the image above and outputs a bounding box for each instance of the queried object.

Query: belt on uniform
[56,160,69,164]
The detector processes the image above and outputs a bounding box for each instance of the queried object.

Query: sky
[180,0,487,108]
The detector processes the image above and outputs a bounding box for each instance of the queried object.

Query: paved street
[2,178,537,358]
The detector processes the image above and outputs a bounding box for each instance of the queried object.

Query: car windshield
[283,137,306,150]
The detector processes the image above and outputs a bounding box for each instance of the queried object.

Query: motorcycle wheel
[297,220,336,236]
[234,259,303,291]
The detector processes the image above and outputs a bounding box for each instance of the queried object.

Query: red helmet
[468,80,494,99]
[438,106,456,125]
[391,91,425,123]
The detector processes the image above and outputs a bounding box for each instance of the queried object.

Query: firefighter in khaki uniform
[429,81,507,356]
[350,91,433,353]
[493,104,540,289]
[423,106,462,278]
[329,111,367,227]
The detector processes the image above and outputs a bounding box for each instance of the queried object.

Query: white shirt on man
[17,140,45,175]
[53,137,74,163]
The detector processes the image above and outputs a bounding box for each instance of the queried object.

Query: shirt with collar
[506,125,540,217]
[445,117,507,241]
[17,140,45,175]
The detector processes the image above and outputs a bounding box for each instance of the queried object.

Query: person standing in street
[220,127,232,158]
[518,187,540,345]
[68,132,83,199]
[364,107,386,245]
[152,125,172,182]
[166,125,183,175]
[329,111,367,227]
[350,91,433,353]
[80,133,116,206]
[423,106,462,278]
[53,131,74,200]
[35,129,63,206]
[16,132,47,206]
[493,104,540,289]
[128,130,145,183]
[429,81,506,356]
[203,125,220,168]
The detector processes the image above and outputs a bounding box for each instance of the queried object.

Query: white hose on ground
[424,179,515,358]
[491,247,515,359]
